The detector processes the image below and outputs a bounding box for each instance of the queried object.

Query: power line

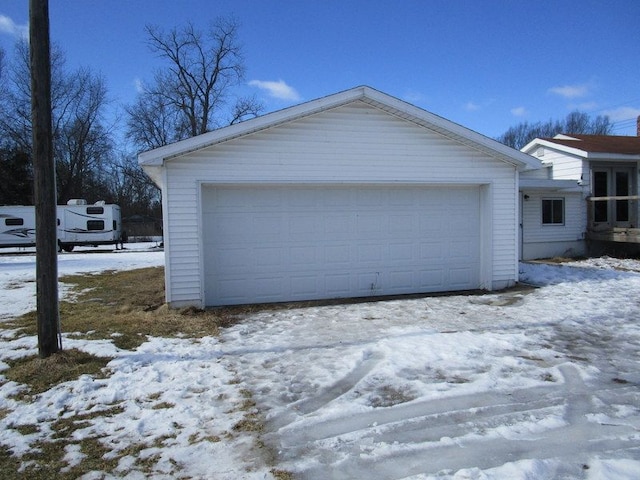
[588,98,640,116]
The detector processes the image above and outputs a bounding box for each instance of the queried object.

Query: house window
[5,218,24,226]
[87,220,104,231]
[542,198,564,225]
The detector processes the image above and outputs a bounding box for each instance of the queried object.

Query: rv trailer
[0,200,122,251]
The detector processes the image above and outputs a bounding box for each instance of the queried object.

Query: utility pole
[30,0,60,357]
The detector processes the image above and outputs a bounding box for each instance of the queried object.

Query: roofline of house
[139,85,541,171]
[522,137,640,161]
[519,178,582,192]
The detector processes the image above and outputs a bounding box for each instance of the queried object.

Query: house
[521,133,640,259]
[139,86,542,307]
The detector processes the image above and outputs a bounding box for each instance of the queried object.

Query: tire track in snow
[310,424,640,480]
[267,350,384,431]
[270,364,640,479]
[276,380,564,447]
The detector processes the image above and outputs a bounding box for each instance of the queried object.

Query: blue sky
[1,0,640,141]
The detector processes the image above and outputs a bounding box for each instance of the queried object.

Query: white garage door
[202,185,480,306]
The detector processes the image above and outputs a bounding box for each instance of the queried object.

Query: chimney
[637,115,640,136]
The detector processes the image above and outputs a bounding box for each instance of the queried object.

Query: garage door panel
[213,277,246,302]
[203,185,481,306]
[358,244,384,262]
[389,214,415,234]
[389,243,414,262]
[290,275,320,297]
[213,247,252,270]
[325,244,351,264]
[420,268,446,288]
[326,273,351,295]
[254,247,282,267]
[290,246,317,266]
[449,267,474,288]
[356,213,382,236]
[388,270,414,290]
[420,242,444,261]
[448,240,476,260]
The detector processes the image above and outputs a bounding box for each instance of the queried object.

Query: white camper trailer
[0,200,122,251]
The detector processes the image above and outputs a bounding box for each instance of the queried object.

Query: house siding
[539,148,584,181]
[162,101,519,306]
[521,191,586,260]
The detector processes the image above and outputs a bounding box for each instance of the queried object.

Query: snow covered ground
[1,247,640,479]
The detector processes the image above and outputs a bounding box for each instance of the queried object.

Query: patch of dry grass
[4,267,239,351]
[0,266,249,478]
[4,348,112,397]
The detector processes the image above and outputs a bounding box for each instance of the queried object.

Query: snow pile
[1,250,640,478]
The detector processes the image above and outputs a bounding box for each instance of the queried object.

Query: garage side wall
[163,101,519,307]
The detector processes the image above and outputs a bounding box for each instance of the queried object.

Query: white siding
[520,165,551,180]
[521,191,586,260]
[163,101,519,306]
[539,148,584,181]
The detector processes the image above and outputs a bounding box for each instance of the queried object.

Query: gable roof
[139,85,541,171]
[522,134,640,158]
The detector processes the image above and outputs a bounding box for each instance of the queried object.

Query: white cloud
[548,83,591,99]
[601,106,640,123]
[0,14,28,38]
[133,77,144,94]
[464,101,481,111]
[464,98,496,112]
[248,79,301,101]
[511,106,527,116]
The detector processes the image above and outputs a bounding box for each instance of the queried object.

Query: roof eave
[585,152,640,161]
[520,178,582,192]
[138,87,373,167]
[521,138,588,157]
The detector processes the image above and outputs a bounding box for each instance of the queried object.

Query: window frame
[87,220,105,231]
[86,206,104,215]
[5,217,24,226]
[541,197,565,226]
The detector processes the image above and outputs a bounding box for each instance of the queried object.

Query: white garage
[139,86,541,308]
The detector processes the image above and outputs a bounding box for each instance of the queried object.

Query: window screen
[542,198,564,225]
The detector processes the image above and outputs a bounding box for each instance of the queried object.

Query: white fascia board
[519,178,582,192]
[521,138,588,158]
[584,152,640,161]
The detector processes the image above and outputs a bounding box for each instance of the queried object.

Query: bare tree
[125,86,188,150]
[0,47,7,114]
[497,111,612,150]
[1,39,114,202]
[54,69,112,201]
[106,153,162,218]
[126,17,262,151]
